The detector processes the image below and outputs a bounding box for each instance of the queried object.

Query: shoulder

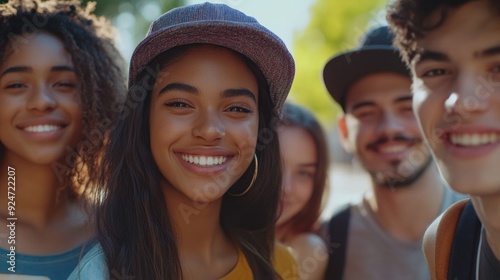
[67,243,109,280]
[423,198,469,280]
[273,242,299,280]
[288,233,328,280]
[423,212,440,280]
[288,233,328,258]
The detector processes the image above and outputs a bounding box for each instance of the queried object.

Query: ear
[338,116,353,153]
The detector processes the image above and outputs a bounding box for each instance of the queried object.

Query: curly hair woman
[0,0,126,279]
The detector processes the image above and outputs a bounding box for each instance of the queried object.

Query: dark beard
[372,155,433,189]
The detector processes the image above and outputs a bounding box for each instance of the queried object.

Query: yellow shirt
[221,243,299,280]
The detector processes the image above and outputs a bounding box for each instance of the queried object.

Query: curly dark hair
[386,0,500,65]
[0,0,127,201]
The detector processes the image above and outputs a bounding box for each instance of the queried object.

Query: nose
[27,85,57,112]
[281,170,293,195]
[377,111,405,137]
[192,108,225,142]
[445,72,489,118]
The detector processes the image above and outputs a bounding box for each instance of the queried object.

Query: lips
[180,154,228,167]
[438,128,500,159]
[22,124,63,133]
[449,132,500,146]
[377,144,409,154]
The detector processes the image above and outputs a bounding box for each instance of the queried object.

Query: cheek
[344,119,361,150]
[413,85,439,139]
[300,185,314,203]
[294,178,314,200]
[230,117,259,152]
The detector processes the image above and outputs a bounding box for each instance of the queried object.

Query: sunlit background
[89,0,391,218]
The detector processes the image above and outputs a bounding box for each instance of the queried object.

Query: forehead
[416,1,500,61]
[344,72,412,111]
[1,32,72,69]
[278,125,317,160]
[156,45,255,84]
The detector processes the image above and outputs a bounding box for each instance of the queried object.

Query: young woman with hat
[69,2,297,279]
[0,0,126,279]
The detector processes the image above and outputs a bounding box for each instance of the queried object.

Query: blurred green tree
[290,0,388,126]
[91,0,183,19]
[90,0,184,60]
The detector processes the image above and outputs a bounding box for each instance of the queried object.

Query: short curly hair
[386,0,500,65]
[0,0,127,201]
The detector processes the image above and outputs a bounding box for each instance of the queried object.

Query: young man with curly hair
[388,0,500,279]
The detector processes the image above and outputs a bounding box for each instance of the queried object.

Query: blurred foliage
[290,0,388,127]
[91,0,183,17]
[90,0,184,46]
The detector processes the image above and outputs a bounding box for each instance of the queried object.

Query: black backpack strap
[448,200,482,280]
[324,204,351,280]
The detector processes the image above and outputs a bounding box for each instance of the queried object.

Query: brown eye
[226,106,251,113]
[165,101,191,108]
[5,82,26,89]
[423,68,449,77]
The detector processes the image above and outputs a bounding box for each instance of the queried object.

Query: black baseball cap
[323,26,410,111]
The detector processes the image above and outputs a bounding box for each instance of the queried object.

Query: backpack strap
[435,199,468,279]
[447,199,482,280]
[324,204,351,280]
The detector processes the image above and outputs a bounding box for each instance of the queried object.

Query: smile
[377,144,408,154]
[23,124,63,133]
[449,133,500,147]
[181,154,228,166]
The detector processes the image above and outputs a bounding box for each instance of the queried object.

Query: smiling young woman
[68,3,298,280]
[0,0,126,279]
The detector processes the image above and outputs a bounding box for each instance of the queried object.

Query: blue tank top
[0,238,97,280]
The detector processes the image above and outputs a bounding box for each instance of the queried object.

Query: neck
[163,184,238,279]
[275,223,293,243]
[366,163,445,242]
[0,153,73,228]
[164,185,235,260]
[471,194,500,261]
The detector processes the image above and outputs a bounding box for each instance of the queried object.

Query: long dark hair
[96,44,282,279]
[279,102,330,235]
[0,0,126,201]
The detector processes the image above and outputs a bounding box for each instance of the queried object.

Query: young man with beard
[387,0,500,279]
[321,26,465,280]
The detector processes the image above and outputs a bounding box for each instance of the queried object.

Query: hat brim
[129,21,295,114]
[323,47,410,110]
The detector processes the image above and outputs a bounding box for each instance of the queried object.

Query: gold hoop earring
[228,154,258,197]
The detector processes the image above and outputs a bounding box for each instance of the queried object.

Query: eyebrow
[415,45,500,65]
[300,163,317,168]
[349,95,411,112]
[159,82,256,102]
[350,101,376,112]
[158,83,198,95]
[0,66,30,78]
[221,88,256,102]
[51,65,75,72]
[474,45,500,58]
[0,65,75,79]
[394,95,412,104]
[414,50,449,65]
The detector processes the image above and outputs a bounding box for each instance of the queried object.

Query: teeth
[379,145,407,154]
[181,154,227,166]
[24,125,61,133]
[450,133,499,146]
